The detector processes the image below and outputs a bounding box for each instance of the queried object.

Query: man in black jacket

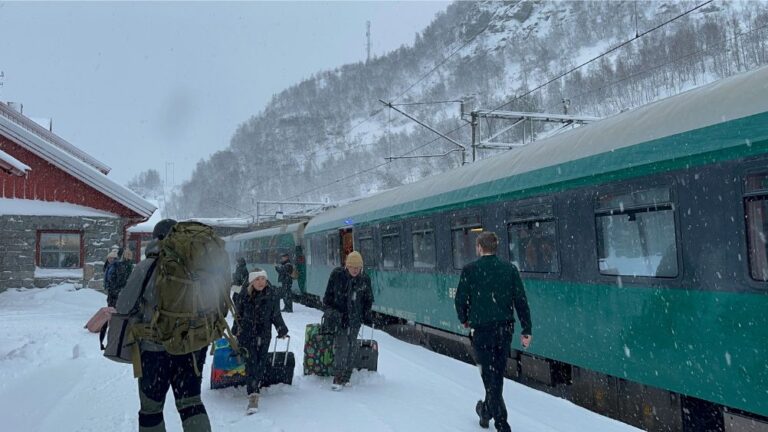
[455,232,532,432]
[275,253,294,312]
[232,257,249,304]
[235,269,288,414]
[322,251,373,391]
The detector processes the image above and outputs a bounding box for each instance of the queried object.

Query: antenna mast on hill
[366,21,371,63]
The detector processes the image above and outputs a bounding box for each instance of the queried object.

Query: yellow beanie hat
[346,251,363,267]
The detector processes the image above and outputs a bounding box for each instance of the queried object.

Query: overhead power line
[546,20,768,113]
[491,0,714,113]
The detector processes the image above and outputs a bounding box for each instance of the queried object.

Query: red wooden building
[0,102,156,290]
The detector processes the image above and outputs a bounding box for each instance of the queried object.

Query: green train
[226,66,768,431]
[223,221,307,293]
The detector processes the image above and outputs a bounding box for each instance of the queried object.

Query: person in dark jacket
[322,251,374,391]
[107,249,134,307]
[232,257,249,305]
[104,250,119,306]
[455,231,532,432]
[115,218,213,432]
[275,253,294,312]
[235,269,289,414]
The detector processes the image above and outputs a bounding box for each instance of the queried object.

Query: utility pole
[366,21,371,63]
[0,70,5,98]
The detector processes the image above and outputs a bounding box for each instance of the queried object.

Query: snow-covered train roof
[223,222,306,243]
[307,65,768,234]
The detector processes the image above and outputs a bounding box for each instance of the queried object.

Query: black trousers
[333,324,361,382]
[138,347,210,432]
[280,282,293,311]
[243,338,271,394]
[472,324,513,432]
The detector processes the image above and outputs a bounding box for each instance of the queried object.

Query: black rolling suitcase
[355,326,379,372]
[263,336,295,387]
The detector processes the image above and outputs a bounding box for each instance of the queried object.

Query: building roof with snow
[0,102,155,219]
[0,148,30,176]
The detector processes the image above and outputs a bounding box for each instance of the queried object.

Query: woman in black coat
[235,269,288,414]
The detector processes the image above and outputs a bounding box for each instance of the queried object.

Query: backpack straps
[129,260,158,378]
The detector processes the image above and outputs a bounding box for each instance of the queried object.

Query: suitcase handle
[358,324,375,342]
[271,335,291,367]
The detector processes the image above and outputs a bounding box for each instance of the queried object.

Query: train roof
[306,65,768,235]
[223,221,306,242]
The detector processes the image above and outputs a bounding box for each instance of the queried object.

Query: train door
[340,228,354,266]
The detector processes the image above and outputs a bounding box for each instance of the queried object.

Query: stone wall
[0,214,126,291]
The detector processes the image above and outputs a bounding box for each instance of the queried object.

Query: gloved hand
[462,322,470,329]
[277,330,288,339]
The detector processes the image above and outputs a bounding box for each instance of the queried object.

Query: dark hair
[476,231,498,254]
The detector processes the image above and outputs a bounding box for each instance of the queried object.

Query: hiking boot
[246,393,260,415]
[331,376,344,391]
[476,400,490,429]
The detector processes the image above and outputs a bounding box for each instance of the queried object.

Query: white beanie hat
[248,270,268,283]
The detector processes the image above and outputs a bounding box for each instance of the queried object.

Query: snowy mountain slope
[0,284,640,431]
[168,0,768,219]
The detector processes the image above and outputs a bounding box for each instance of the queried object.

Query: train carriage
[223,221,307,295]
[301,66,768,431]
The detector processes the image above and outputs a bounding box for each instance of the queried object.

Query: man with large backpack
[113,219,232,432]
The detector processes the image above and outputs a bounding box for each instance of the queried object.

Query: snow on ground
[0,284,640,432]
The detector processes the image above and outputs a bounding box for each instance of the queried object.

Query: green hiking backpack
[146,221,236,356]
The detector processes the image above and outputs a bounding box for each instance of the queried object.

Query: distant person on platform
[322,251,374,391]
[232,257,249,304]
[106,248,134,308]
[455,231,532,432]
[104,250,119,307]
[275,253,295,312]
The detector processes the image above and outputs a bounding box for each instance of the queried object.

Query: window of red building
[37,231,83,268]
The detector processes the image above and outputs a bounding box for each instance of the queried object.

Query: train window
[745,173,768,281]
[595,187,678,278]
[381,225,401,269]
[451,215,483,269]
[357,230,376,267]
[326,233,338,266]
[507,205,558,273]
[411,220,436,269]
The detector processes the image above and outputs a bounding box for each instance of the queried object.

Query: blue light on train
[344,218,354,225]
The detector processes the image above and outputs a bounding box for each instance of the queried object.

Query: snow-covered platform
[0,284,640,431]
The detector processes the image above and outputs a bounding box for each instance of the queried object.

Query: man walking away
[275,253,294,312]
[322,251,374,391]
[455,232,532,432]
[115,219,212,432]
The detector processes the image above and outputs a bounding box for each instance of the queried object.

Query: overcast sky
[0,1,448,186]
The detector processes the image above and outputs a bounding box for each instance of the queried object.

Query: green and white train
[225,66,768,432]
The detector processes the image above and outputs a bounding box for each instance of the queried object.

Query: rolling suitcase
[355,325,379,372]
[210,338,246,389]
[85,306,116,333]
[262,336,295,387]
[303,323,335,376]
